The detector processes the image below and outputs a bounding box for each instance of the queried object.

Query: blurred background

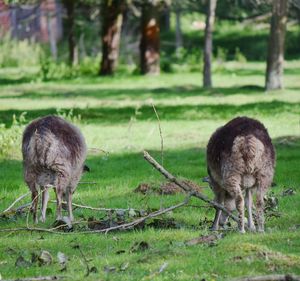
[0,0,299,82]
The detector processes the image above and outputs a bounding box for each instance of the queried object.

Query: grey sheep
[22,115,88,223]
[206,116,275,233]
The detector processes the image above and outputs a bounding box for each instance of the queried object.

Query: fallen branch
[1,192,30,214]
[87,195,191,234]
[151,103,164,166]
[1,276,64,281]
[143,150,241,226]
[232,274,300,281]
[49,200,140,213]
[0,196,190,235]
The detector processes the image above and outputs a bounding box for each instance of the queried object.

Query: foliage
[234,47,247,63]
[0,35,42,68]
[39,55,100,81]
[56,109,82,124]
[0,113,26,159]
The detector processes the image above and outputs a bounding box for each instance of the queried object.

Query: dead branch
[151,103,164,166]
[49,200,140,213]
[0,196,190,235]
[1,192,30,214]
[232,274,300,281]
[1,276,64,281]
[76,245,91,277]
[143,150,241,226]
[89,195,191,234]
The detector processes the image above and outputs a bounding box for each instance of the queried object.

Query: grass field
[0,61,300,281]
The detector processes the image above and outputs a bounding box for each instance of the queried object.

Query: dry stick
[1,192,30,214]
[77,246,91,277]
[0,196,190,235]
[232,274,300,281]
[143,150,242,227]
[151,103,164,166]
[49,200,140,213]
[1,276,65,281]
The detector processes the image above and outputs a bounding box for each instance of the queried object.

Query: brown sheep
[22,115,88,223]
[206,116,275,233]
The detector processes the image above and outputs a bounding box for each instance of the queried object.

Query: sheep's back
[207,116,275,179]
[22,115,87,171]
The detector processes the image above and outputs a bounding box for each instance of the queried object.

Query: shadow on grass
[1,100,300,126]
[1,138,300,195]
[0,84,267,100]
[0,77,34,86]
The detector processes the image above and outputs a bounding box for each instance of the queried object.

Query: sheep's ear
[83,165,90,172]
[202,176,210,183]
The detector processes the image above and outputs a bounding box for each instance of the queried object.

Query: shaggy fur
[22,115,87,223]
[206,116,275,233]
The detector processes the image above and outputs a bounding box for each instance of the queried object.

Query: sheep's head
[83,164,90,173]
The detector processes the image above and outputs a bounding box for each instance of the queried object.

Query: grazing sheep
[206,116,275,233]
[22,115,88,223]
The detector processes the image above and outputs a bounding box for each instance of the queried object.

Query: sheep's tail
[27,128,59,170]
[232,135,264,173]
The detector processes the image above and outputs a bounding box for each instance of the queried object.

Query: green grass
[0,61,300,281]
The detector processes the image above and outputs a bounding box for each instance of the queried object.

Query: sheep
[22,115,88,223]
[206,116,275,233]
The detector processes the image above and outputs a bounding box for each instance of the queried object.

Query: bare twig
[1,192,30,214]
[1,276,64,281]
[232,274,300,281]
[49,200,140,213]
[0,196,190,235]
[151,103,164,166]
[143,150,242,227]
[77,246,91,277]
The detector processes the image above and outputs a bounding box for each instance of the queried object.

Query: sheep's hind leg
[55,187,63,221]
[65,188,74,222]
[245,188,256,231]
[225,175,244,233]
[31,187,39,224]
[40,187,49,223]
[211,191,225,231]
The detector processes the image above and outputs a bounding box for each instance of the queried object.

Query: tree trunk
[140,2,160,75]
[47,12,58,61]
[160,6,170,32]
[99,0,125,76]
[203,0,217,88]
[265,0,288,91]
[62,0,76,65]
[175,7,183,56]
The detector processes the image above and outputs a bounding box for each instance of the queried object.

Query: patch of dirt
[134,180,202,195]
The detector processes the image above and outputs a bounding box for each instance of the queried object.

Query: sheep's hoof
[248,225,256,232]
[39,216,46,223]
[239,229,246,234]
[53,217,73,232]
[209,225,219,231]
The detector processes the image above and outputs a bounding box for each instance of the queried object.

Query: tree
[62,0,76,65]
[265,0,288,90]
[140,0,161,75]
[203,0,217,88]
[173,1,183,56]
[99,0,126,75]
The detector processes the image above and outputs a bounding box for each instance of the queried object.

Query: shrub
[0,113,27,159]
[0,35,42,67]
[234,47,247,63]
